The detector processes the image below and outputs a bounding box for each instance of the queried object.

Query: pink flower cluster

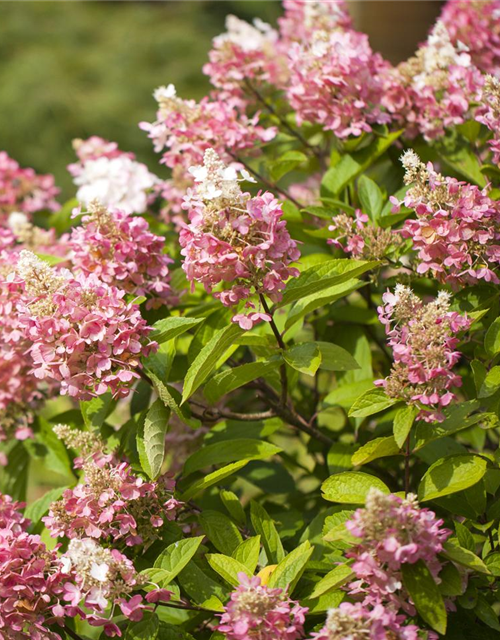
[68,137,159,215]
[389,21,483,140]
[16,251,156,400]
[44,424,180,549]
[69,200,175,309]
[377,285,470,422]
[0,249,43,443]
[328,210,403,261]
[0,493,70,640]
[278,0,353,44]
[218,572,307,640]
[396,150,500,286]
[345,489,451,613]
[140,85,275,219]
[311,601,421,640]
[440,0,500,76]
[179,149,300,330]
[476,74,500,165]
[0,151,60,224]
[203,15,285,99]
[286,29,391,138]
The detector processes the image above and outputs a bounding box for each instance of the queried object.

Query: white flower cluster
[73,154,159,214]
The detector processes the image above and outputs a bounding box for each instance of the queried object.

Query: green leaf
[351,436,400,466]
[24,486,67,525]
[182,323,244,402]
[204,359,281,404]
[401,560,447,634]
[220,490,246,526]
[315,342,360,371]
[271,150,308,181]
[417,454,488,502]
[150,316,203,344]
[438,562,464,597]
[284,343,321,375]
[232,536,261,573]
[206,554,251,587]
[279,259,379,308]
[358,175,383,221]
[139,399,170,479]
[441,540,490,574]
[485,317,500,357]
[147,372,200,429]
[178,561,228,609]
[183,439,281,477]
[475,595,500,632]
[268,541,314,594]
[150,536,204,585]
[309,564,354,599]
[180,461,249,502]
[199,510,243,555]
[285,280,363,331]
[321,130,402,196]
[321,471,389,504]
[479,366,500,398]
[393,405,418,449]
[124,612,159,640]
[80,392,113,429]
[250,500,285,564]
[348,388,399,418]
[34,252,67,266]
[412,401,483,450]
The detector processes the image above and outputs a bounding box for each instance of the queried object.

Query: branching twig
[227,151,303,209]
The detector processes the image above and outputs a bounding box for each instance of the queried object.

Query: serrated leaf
[150,316,203,344]
[351,436,400,466]
[268,541,314,593]
[250,501,285,564]
[279,259,379,308]
[183,439,281,477]
[204,359,281,403]
[180,460,249,502]
[232,536,261,573]
[309,564,354,599]
[402,560,447,634]
[140,399,170,479]
[199,510,243,555]
[182,324,244,402]
[321,471,389,504]
[417,454,488,502]
[206,554,251,587]
[348,387,399,418]
[393,405,418,448]
[283,342,321,375]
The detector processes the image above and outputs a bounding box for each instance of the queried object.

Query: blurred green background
[0,1,281,198]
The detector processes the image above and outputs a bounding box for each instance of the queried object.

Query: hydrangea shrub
[2,1,500,638]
